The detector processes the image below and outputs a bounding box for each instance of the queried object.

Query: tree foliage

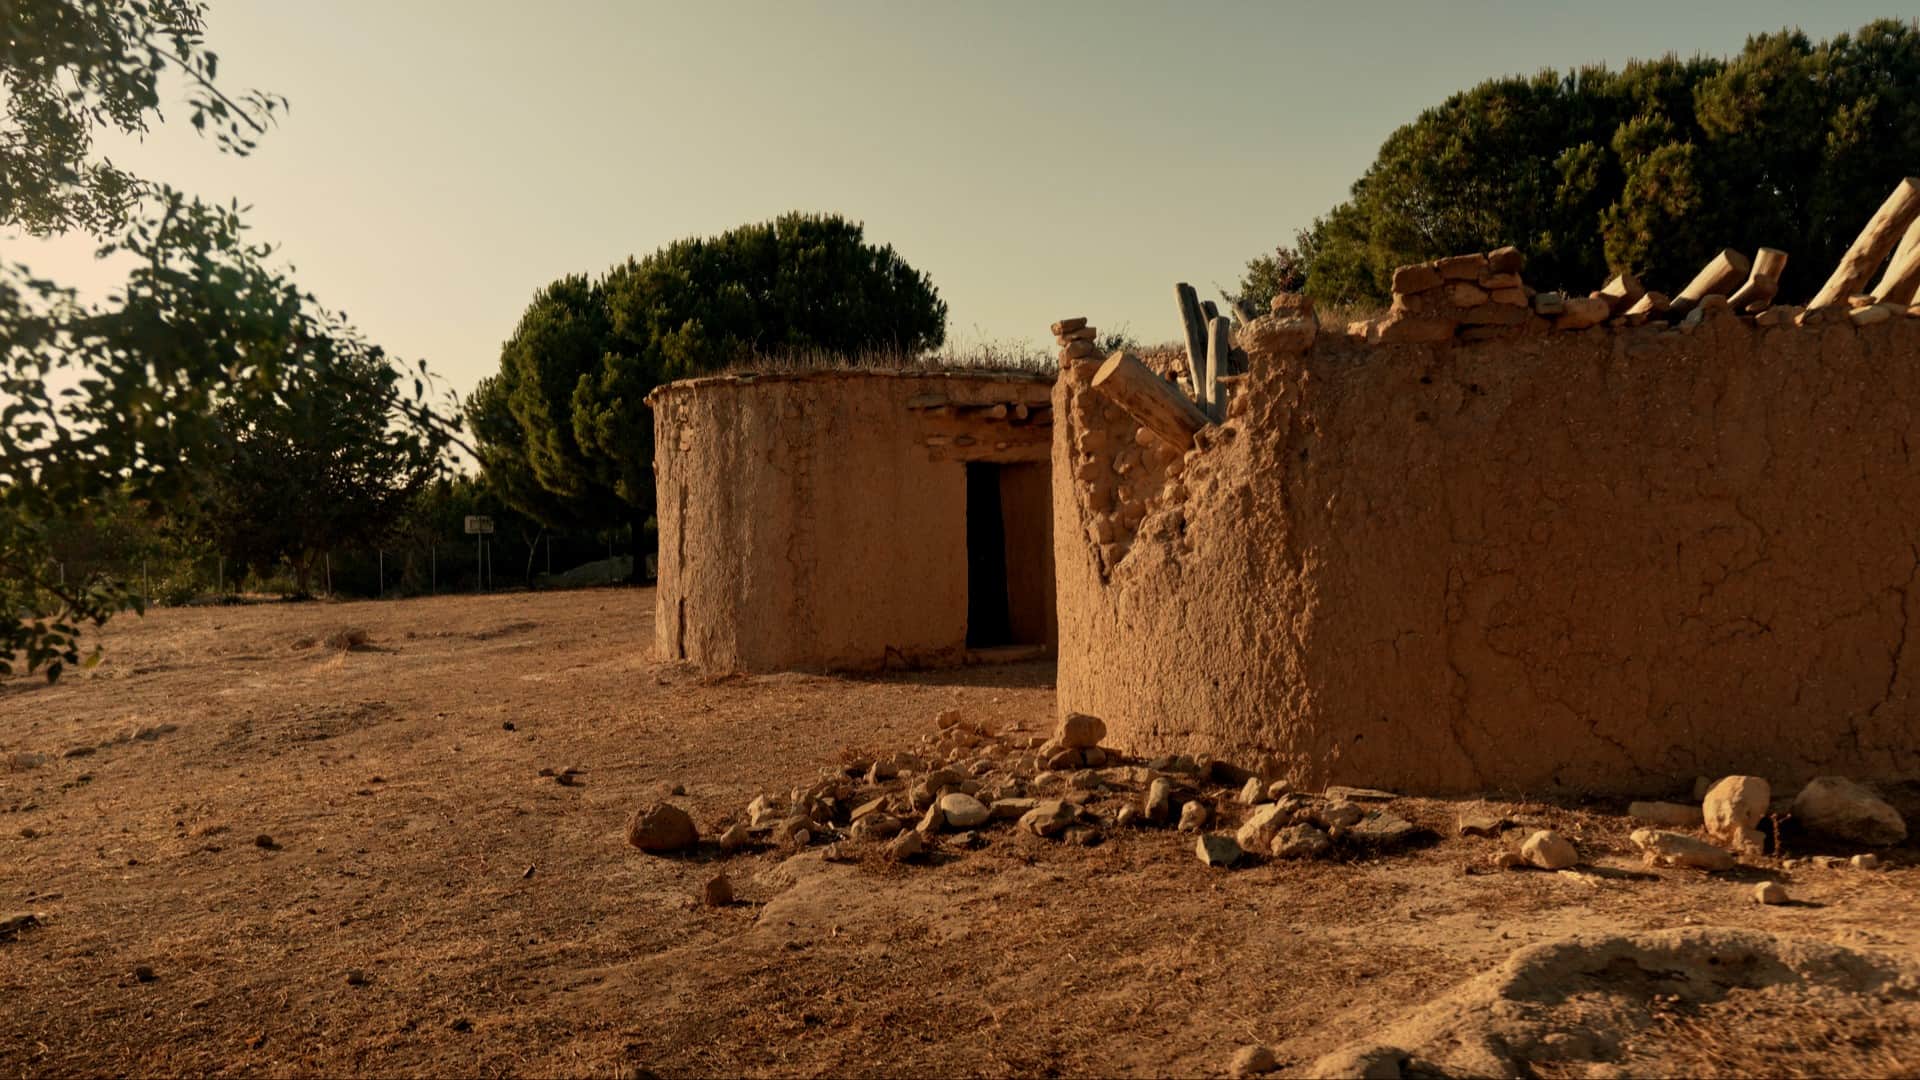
[1232,245,1307,314]
[194,335,447,593]
[477,212,948,535]
[1,196,456,677]
[1294,19,1920,304]
[1,0,285,236]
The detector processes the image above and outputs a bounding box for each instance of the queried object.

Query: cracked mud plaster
[651,371,1054,673]
[1056,316,1920,795]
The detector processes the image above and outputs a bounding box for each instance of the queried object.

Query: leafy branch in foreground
[1,0,288,236]
[1,193,462,681]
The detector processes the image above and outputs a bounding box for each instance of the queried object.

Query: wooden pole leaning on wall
[1204,316,1233,420]
[1871,215,1920,306]
[1806,177,1920,315]
[1091,350,1212,450]
[1666,249,1750,318]
[1728,248,1788,313]
[1175,283,1209,398]
[1872,238,1920,311]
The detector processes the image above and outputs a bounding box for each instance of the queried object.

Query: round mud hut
[651,369,1057,672]
[1056,255,1920,796]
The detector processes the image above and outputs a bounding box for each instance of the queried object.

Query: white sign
[464,515,495,535]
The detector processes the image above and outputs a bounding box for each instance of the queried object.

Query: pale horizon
[5,0,1902,408]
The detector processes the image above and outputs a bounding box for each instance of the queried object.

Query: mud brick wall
[1055,309,1920,795]
[650,370,1055,673]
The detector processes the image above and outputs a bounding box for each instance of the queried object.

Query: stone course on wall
[1056,265,1920,796]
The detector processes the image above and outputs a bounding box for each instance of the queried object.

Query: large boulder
[626,804,698,854]
[1791,777,1907,846]
[1702,775,1769,854]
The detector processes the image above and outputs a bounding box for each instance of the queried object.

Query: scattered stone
[1237,804,1288,854]
[1083,746,1109,768]
[1238,777,1265,805]
[62,746,95,759]
[1628,801,1704,828]
[718,822,751,852]
[1852,853,1882,871]
[1230,1044,1279,1077]
[1348,811,1419,850]
[501,721,516,731]
[1456,809,1506,838]
[626,804,698,854]
[851,813,903,842]
[521,864,536,879]
[939,792,990,829]
[1018,800,1076,839]
[555,767,584,787]
[1177,801,1209,833]
[1791,777,1907,846]
[1055,713,1105,749]
[1754,881,1789,905]
[1044,748,1084,772]
[345,969,369,987]
[1271,824,1331,860]
[1324,786,1397,803]
[936,708,962,730]
[1521,830,1578,870]
[1065,827,1104,847]
[1115,806,1140,828]
[1315,800,1364,830]
[887,830,927,861]
[1145,778,1173,823]
[254,834,279,851]
[747,794,779,827]
[1631,828,1735,871]
[1195,833,1243,868]
[849,796,888,823]
[134,964,157,983]
[1703,775,1770,853]
[990,797,1038,821]
[1489,850,1525,871]
[702,874,734,907]
[1265,779,1292,801]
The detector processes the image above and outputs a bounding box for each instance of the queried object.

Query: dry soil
[2,589,1917,1077]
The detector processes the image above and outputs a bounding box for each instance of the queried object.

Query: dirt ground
[3,589,1917,1078]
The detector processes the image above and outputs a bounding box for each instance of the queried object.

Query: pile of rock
[625,708,1434,880]
[1353,247,1537,345]
[1621,772,1906,874]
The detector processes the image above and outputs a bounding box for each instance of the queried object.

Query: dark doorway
[966,463,1013,647]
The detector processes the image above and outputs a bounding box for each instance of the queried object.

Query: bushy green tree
[1294,19,1920,304]
[194,342,446,594]
[476,212,948,558]
[2,3,455,679]
[1232,245,1308,314]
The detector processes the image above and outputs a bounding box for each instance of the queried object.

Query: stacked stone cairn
[624,708,1431,880]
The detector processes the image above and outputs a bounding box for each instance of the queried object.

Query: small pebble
[1852,853,1882,871]
[133,965,156,983]
[254,834,278,851]
[702,874,734,907]
[1754,881,1789,905]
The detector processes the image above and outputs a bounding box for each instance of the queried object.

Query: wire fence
[47,528,650,608]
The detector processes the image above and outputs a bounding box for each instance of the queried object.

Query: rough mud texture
[1057,314,1920,794]
[1309,927,1920,1078]
[652,371,1056,672]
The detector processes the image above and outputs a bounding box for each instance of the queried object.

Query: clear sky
[5,1,1904,400]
